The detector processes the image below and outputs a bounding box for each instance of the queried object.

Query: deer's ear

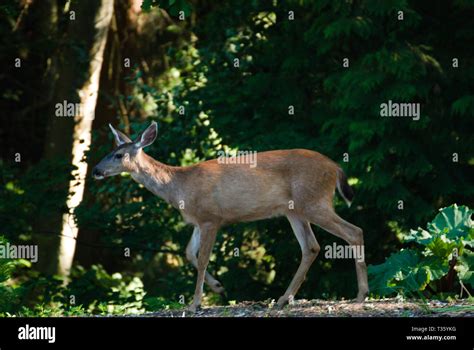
[109,124,132,146]
[135,121,158,149]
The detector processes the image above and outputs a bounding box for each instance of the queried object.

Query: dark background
[0,0,472,315]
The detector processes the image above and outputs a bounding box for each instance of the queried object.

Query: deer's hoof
[211,282,225,295]
[276,296,289,309]
[355,291,368,303]
[188,303,201,313]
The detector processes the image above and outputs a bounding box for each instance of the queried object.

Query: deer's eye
[114,153,123,160]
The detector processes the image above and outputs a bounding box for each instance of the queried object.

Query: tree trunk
[36,0,114,276]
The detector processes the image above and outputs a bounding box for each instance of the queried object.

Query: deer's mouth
[92,168,106,180]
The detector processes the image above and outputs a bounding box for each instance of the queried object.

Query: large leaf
[370,205,472,297]
[403,205,473,248]
[404,228,435,246]
[428,204,473,245]
[456,250,474,289]
[368,249,433,296]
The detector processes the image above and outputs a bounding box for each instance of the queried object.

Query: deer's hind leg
[277,214,320,307]
[308,208,368,302]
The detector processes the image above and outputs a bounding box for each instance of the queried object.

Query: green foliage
[451,95,474,116]
[67,265,146,315]
[141,0,192,16]
[40,0,474,304]
[1,263,150,316]
[0,236,21,314]
[369,205,474,297]
[0,158,74,243]
[143,296,184,311]
[1,0,473,314]
[405,204,473,250]
[127,0,473,302]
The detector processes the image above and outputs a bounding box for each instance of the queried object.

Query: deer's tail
[336,168,354,207]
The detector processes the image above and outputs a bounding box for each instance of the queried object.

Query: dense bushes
[0,254,170,316]
[369,205,474,299]
[2,204,471,316]
[0,0,473,315]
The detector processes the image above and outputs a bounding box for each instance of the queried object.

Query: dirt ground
[144,298,474,317]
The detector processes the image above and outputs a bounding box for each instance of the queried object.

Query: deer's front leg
[189,222,218,312]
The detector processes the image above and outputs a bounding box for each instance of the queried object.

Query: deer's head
[92,122,157,180]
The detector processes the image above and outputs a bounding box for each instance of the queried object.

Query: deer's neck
[131,152,177,204]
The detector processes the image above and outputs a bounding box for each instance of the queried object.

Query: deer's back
[174,149,339,224]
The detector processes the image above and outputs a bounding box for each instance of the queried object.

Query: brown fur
[136,149,338,226]
[94,124,369,312]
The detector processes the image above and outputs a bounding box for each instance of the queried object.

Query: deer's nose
[92,167,104,179]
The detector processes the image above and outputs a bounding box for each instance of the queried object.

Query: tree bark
[36,0,114,276]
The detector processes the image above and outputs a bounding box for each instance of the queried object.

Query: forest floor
[145,298,474,317]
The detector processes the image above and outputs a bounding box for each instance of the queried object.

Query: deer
[92,121,369,312]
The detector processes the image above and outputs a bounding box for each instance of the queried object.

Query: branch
[12,0,32,32]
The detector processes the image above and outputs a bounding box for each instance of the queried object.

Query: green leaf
[403,205,473,248]
[368,249,431,296]
[451,95,474,116]
[428,204,473,243]
[456,250,474,288]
